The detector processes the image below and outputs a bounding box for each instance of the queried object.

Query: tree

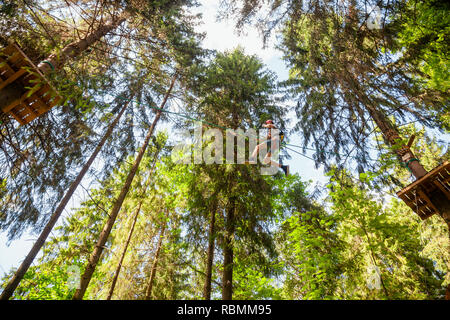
[218,0,450,242]
[144,208,169,300]
[182,48,285,299]
[218,0,447,176]
[106,142,162,300]
[72,75,176,299]
[0,100,129,300]
[392,0,450,94]
[0,0,203,241]
[327,171,445,299]
[203,197,218,300]
[0,133,174,300]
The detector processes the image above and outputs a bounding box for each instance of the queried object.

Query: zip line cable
[114,95,389,164]
[284,143,378,162]
[10,11,418,166]
[284,146,316,162]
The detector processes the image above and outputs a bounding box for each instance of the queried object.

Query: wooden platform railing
[397,161,450,220]
[0,43,62,125]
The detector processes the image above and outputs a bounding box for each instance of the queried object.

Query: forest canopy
[0,0,448,301]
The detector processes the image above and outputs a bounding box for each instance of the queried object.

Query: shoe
[247,157,257,164]
[281,165,289,176]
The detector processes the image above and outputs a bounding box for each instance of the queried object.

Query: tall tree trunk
[72,75,176,300]
[222,198,235,300]
[106,149,161,300]
[144,210,168,300]
[366,105,450,300]
[366,106,427,179]
[0,102,129,300]
[203,204,217,300]
[38,14,127,74]
[106,202,141,300]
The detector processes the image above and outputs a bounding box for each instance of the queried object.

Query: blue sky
[0,0,327,277]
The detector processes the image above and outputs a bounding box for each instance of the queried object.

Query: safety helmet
[265,120,274,125]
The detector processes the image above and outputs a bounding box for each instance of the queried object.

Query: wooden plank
[397,162,450,197]
[437,172,450,183]
[399,191,421,209]
[0,43,62,125]
[2,44,16,56]
[15,94,49,124]
[7,51,23,68]
[433,179,450,200]
[20,73,40,87]
[414,202,435,214]
[418,211,435,221]
[30,95,47,114]
[8,107,26,125]
[2,83,43,113]
[21,114,38,125]
[0,52,23,81]
[24,95,41,115]
[14,103,33,119]
[0,68,27,91]
[21,105,40,123]
[416,188,439,214]
[36,85,53,103]
[399,186,437,220]
[0,57,15,78]
[45,94,62,110]
[41,92,62,109]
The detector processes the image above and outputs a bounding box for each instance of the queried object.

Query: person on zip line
[199,119,289,176]
[248,120,289,176]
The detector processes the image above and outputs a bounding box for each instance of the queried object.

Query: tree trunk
[222,198,235,300]
[0,14,127,112]
[0,12,127,114]
[365,106,427,179]
[144,210,168,300]
[203,204,217,300]
[106,148,161,300]
[106,202,141,300]
[0,102,129,300]
[38,14,127,74]
[72,75,176,300]
[366,104,450,300]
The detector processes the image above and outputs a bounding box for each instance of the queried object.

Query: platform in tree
[0,43,62,125]
[397,161,450,220]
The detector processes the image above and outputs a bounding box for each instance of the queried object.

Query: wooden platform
[0,43,62,125]
[397,161,450,220]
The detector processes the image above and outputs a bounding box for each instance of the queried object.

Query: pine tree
[0,0,203,241]
[182,48,285,299]
[106,144,162,300]
[0,101,129,300]
[73,75,176,299]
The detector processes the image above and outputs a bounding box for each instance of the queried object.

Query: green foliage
[233,258,282,300]
[0,1,19,17]
[1,262,81,300]
[186,47,285,130]
[274,174,342,299]
[326,172,445,299]
[0,0,204,240]
[2,0,449,301]
[394,0,450,92]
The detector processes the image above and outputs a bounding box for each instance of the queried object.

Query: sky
[0,0,327,278]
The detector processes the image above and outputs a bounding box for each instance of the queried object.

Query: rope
[402,158,420,173]
[116,96,229,131]
[284,146,316,162]
[41,60,55,71]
